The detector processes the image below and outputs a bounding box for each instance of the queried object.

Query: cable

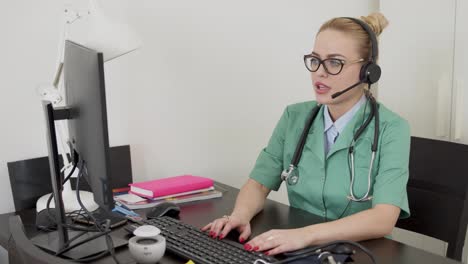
[42,152,102,233]
[76,161,120,264]
[75,161,103,232]
[55,229,112,256]
[38,150,120,263]
[42,157,119,264]
[271,240,377,264]
[45,150,79,213]
[39,155,79,232]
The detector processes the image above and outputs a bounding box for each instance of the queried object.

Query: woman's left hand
[244,228,311,256]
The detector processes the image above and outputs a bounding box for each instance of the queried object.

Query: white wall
[379,0,456,141]
[1,1,63,214]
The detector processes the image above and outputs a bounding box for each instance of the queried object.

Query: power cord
[53,160,120,263]
[42,151,102,233]
[267,240,376,264]
[40,152,120,264]
[73,160,119,264]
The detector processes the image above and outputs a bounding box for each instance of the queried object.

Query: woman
[202,12,410,256]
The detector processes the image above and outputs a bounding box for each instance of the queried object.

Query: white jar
[128,225,166,263]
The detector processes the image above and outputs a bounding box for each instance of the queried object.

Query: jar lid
[133,225,161,237]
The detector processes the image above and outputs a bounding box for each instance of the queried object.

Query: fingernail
[264,251,270,256]
[219,234,224,239]
[209,231,214,236]
[244,244,252,250]
[254,246,259,251]
[239,238,245,243]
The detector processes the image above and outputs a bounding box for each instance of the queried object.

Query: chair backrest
[396,136,468,261]
[8,215,73,264]
[7,156,52,211]
[8,145,133,212]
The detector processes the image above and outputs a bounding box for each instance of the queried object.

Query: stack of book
[113,175,222,209]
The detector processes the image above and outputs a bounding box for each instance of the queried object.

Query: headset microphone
[331,80,363,99]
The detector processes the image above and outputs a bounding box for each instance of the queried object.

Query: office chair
[8,215,74,264]
[396,136,468,261]
[8,145,133,212]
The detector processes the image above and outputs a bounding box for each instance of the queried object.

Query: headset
[280,17,382,217]
[330,17,381,98]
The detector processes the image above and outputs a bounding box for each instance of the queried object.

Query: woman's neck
[327,92,364,122]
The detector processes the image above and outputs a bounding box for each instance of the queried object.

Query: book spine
[129,190,153,199]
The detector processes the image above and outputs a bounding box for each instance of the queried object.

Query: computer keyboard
[145,216,279,264]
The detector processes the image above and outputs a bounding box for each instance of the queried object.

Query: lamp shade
[84,0,142,62]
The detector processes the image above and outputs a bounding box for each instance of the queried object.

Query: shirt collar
[323,94,367,134]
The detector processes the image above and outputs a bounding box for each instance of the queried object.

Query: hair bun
[360,12,388,36]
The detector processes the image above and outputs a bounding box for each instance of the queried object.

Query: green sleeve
[249,107,289,191]
[372,118,411,219]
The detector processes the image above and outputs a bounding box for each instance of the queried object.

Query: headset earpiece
[343,17,382,85]
[359,62,381,84]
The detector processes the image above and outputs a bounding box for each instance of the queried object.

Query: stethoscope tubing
[281,92,379,203]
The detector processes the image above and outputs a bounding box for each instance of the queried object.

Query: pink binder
[129,175,214,198]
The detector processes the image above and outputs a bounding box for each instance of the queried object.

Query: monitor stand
[32,230,128,260]
[40,102,127,261]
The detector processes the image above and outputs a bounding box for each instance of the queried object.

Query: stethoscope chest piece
[281,165,299,185]
[287,169,299,185]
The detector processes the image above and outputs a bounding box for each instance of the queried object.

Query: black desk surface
[0,182,461,264]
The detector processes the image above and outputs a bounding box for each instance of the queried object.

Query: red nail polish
[219,234,224,239]
[244,244,252,250]
[254,246,259,251]
[264,252,270,256]
[239,238,245,243]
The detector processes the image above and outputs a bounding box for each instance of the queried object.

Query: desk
[0,182,461,264]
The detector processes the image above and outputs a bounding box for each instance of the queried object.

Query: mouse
[146,202,180,219]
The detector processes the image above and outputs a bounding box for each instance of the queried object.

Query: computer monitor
[33,40,127,259]
[64,40,113,210]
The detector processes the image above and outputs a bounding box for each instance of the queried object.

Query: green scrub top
[249,100,410,220]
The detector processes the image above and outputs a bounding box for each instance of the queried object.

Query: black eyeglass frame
[303,54,364,75]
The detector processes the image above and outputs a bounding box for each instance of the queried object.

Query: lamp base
[36,190,99,213]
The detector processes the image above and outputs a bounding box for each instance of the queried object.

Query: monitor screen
[64,40,113,210]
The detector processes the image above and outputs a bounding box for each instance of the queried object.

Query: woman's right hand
[201,214,251,243]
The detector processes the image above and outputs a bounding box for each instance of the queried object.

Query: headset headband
[343,17,378,62]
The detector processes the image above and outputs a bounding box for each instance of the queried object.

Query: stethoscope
[280,92,379,202]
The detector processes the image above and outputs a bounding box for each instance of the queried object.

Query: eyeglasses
[303,55,364,75]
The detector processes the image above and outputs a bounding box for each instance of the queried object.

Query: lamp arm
[49,6,83,167]
[53,62,64,88]
[54,6,85,89]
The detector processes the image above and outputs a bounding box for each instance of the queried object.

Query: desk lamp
[36,0,142,213]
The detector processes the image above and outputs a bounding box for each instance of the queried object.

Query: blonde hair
[318,12,389,61]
